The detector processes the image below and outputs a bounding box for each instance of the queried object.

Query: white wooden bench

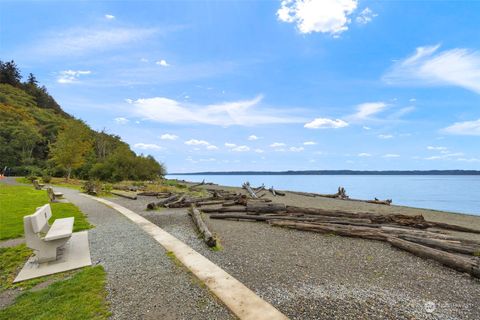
[46,187,64,202]
[24,204,74,263]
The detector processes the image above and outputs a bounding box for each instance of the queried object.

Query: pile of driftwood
[203,202,480,278]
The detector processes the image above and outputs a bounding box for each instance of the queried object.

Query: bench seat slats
[44,217,74,241]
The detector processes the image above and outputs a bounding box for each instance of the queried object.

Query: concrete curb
[83,194,288,320]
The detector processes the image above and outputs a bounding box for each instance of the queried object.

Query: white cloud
[248,135,259,141]
[289,146,304,152]
[270,142,286,148]
[57,70,91,84]
[277,0,358,36]
[140,58,149,63]
[206,145,219,150]
[383,154,400,158]
[358,153,371,157]
[114,117,129,125]
[427,146,447,151]
[225,143,237,148]
[457,158,480,162]
[32,27,157,57]
[351,102,387,120]
[362,126,371,130]
[232,145,250,152]
[356,7,377,25]
[303,141,316,145]
[409,98,416,102]
[105,14,115,20]
[304,118,348,129]
[185,139,210,146]
[425,152,464,160]
[378,134,394,139]
[156,59,169,67]
[384,44,480,94]
[160,133,178,140]
[133,143,163,150]
[443,119,480,136]
[254,148,264,153]
[131,95,303,126]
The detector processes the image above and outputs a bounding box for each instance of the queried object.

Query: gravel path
[51,187,233,320]
[110,194,480,320]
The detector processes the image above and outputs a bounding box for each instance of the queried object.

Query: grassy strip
[0,266,110,320]
[15,177,83,190]
[0,185,92,240]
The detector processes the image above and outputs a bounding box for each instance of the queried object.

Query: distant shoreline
[169,170,480,176]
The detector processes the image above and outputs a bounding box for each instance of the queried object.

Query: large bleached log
[137,191,171,197]
[426,221,480,234]
[366,198,393,205]
[398,235,480,255]
[147,194,179,210]
[111,190,137,200]
[242,182,258,199]
[387,237,480,278]
[269,221,387,241]
[196,200,228,206]
[268,187,285,197]
[189,205,216,247]
[201,206,247,213]
[165,195,186,208]
[246,202,287,214]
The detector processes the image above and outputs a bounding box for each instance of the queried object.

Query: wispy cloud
[356,7,377,25]
[105,14,115,20]
[384,44,480,94]
[378,134,394,139]
[304,118,348,129]
[350,102,388,120]
[358,153,371,157]
[427,146,447,151]
[303,141,316,145]
[160,133,178,140]
[248,135,259,141]
[270,142,286,148]
[383,154,400,158]
[277,0,358,36]
[114,117,129,125]
[232,145,250,152]
[133,143,163,150]
[156,59,169,67]
[31,26,158,57]
[289,146,304,152]
[57,70,91,84]
[443,119,480,136]
[132,95,303,126]
[185,139,218,151]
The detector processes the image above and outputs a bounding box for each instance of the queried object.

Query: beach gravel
[110,191,480,320]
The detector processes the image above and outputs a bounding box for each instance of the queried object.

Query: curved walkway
[55,186,234,320]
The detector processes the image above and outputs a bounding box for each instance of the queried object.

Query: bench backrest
[46,187,55,201]
[33,180,41,189]
[26,204,52,233]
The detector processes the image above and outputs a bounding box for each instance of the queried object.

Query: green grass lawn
[15,177,83,191]
[0,185,92,240]
[0,264,110,320]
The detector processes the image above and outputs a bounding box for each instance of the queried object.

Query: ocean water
[167,175,480,216]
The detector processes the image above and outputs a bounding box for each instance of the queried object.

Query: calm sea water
[167,175,480,216]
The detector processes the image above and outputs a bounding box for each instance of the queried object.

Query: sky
[1,0,480,173]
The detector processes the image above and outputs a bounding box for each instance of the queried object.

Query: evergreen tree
[0,60,22,87]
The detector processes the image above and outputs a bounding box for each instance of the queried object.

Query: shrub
[41,173,52,183]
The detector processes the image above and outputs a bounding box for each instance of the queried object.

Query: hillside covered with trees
[0,60,165,181]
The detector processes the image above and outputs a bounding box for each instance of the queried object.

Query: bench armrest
[44,217,74,241]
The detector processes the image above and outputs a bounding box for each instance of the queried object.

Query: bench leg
[36,246,58,263]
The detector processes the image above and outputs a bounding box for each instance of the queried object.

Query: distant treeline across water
[171,170,480,175]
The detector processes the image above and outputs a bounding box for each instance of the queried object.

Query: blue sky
[1,0,479,173]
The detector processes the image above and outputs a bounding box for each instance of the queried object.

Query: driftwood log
[189,205,216,247]
[147,194,179,210]
[111,190,137,200]
[387,237,480,278]
[242,182,258,199]
[137,191,171,197]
